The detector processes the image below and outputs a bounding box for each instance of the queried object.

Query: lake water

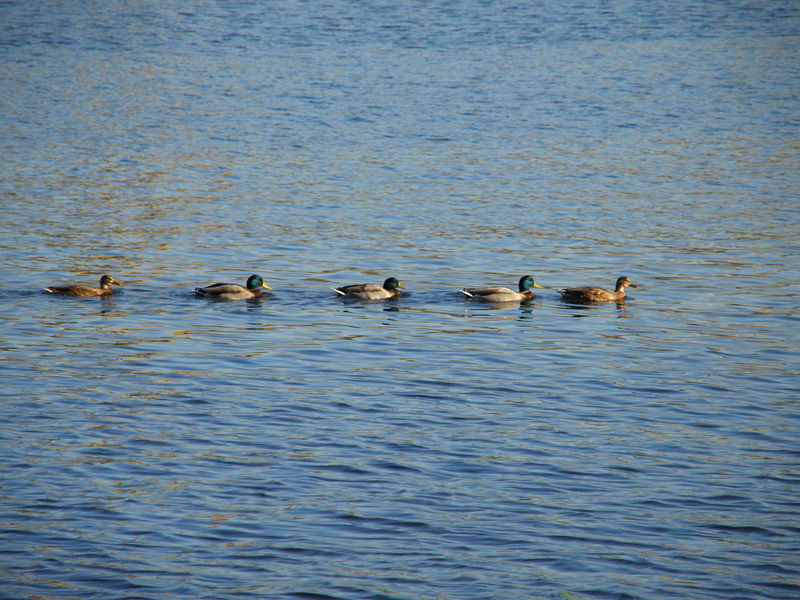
[1,1,799,599]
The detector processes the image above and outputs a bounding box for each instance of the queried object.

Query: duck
[332,277,407,300]
[44,274,122,297]
[195,274,272,300]
[461,275,544,302]
[560,276,638,303]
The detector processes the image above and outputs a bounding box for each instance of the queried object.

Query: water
[1,1,799,599]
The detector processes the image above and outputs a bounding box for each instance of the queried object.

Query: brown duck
[560,276,639,303]
[44,274,123,297]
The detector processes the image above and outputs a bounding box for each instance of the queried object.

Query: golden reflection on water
[1,5,799,600]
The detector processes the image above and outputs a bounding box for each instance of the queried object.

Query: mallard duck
[195,274,272,300]
[560,276,638,303]
[44,274,122,297]
[461,275,544,302]
[332,277,407,300]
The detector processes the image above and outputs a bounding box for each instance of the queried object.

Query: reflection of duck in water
[332,277,407,300]
[560,276,638,303]
[44,274,122,297]
[461,275,544,302]
[195,274,272,300]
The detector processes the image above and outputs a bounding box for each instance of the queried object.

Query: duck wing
[196,283,246,296]
[462,286,515,297]
[561,286,609,302]
[44,285,103,297]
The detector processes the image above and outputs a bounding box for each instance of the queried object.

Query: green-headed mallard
[332,277,407,300]
[461,275,544,302]
[44,274,122,297]
[560,276,638,303]
[195,274,272,300]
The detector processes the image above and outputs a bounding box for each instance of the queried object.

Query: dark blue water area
[2,284,799,599]
[2,1,800,599]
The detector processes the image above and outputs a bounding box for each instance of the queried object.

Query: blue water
[2,1,800,599]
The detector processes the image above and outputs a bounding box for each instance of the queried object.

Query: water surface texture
[1,1,799,599]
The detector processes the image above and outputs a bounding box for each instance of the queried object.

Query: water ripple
[2,1,800,599]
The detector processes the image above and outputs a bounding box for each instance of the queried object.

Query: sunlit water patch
[2,1,799,599]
